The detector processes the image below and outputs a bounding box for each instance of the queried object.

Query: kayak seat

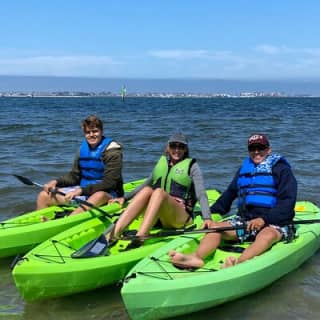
[122,230,138,237]
[219,245,245,253]
[120,239,143,251]
[54,210,73,219]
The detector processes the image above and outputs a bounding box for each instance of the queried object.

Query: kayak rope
[0,221,41,228]
[150,256,174,280]
[33,239,76,264]
[0,208,76,228]
[124,256,218,282]
[153,256,217,272]
[10,255,29,270]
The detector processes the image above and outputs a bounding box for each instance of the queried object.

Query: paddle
[117,218,320,241]
[70,222,247,258]
[71,223,115,258]
[70,215,320,259]
[13,174,114,218]
[119,224,247,241]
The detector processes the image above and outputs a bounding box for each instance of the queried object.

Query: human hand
[108,197,125,206]
[201,219,215,229]
[64,188,82,201]
[247,217,265,232]
[44,180,57,193]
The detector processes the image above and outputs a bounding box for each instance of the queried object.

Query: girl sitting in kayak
[170,133,297,268]
[109,133,212,250]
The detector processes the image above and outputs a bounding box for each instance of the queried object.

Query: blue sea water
[0,97,319,319]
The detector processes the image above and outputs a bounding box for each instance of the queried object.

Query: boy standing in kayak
[170,133,297,268]
[37,115,124,215]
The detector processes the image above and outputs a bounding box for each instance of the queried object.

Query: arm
[55,150,82,187]
[210,170,239,215]
[124,175,153,201]
[189,162,211,220]
[259,161,297,225]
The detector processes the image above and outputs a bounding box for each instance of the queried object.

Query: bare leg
[136,188,191,237]
[70,191,112,215]
[170,221,237,268]
[221,226,282,268]
[237,226,281,263]
[37,191,68,221]
[112,186,153,238]
[36,190,66,209]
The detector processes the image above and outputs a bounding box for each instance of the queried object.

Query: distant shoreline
[1,76,320,96]
[0,92,315,98]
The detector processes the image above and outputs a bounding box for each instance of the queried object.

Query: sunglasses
[169,142,186,150]
[248,145,268,152]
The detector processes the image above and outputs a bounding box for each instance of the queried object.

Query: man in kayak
[37,115,124,215]
[109,133,212,250]
[170,133,297,268]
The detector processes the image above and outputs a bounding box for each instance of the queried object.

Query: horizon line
[1,74,320,82]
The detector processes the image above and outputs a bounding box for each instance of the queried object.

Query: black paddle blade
[13,174,34,186]
[71,223,115,258]
[71,234,109,258]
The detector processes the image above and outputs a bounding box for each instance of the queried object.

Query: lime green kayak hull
[121,201,320,320]
[0,179,144,258]
[12,189,221,301]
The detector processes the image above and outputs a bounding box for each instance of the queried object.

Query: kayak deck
[0,179,144,258]
[121,201,320,320]
[12,189,221,301]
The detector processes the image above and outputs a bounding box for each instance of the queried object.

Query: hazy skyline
[1,1,320,80]
[1,75,320,95]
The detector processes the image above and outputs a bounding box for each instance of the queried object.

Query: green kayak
[121,201,320,320]
[0,179,144,258]
[12,189,220,301]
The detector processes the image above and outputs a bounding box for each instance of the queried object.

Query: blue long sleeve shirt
[210,159,297,226]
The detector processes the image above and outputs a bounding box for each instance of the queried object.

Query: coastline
[0,92,315,98]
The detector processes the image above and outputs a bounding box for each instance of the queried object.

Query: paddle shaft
[119,224,246,241]
[13,174,113,218]
[119,218,320,241]
[293,219,320,224]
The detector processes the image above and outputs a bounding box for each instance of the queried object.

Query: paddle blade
[71,223,114,258]
[71,234,109,258]
[13,174,34,186]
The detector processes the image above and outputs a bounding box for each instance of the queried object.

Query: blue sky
[1,1,320,80]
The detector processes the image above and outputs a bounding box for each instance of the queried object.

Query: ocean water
[0,97,319,319]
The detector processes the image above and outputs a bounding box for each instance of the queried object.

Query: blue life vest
[79,136,112,187]
[237,154,287,210]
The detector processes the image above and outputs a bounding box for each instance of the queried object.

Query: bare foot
[221,256,238,269]
[168,250,178,258]
[169,251,204,269]
[40,215,49,222]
